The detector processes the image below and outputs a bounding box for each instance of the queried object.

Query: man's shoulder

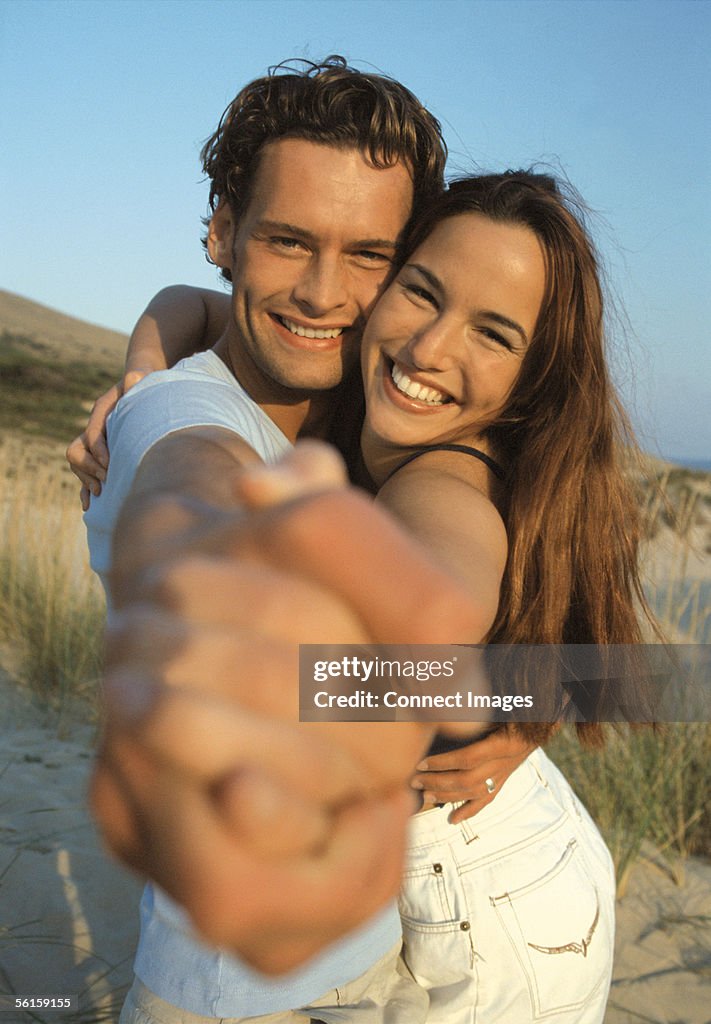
[108,350,290,466]
[114,351,251,427]
[131,350,236,395]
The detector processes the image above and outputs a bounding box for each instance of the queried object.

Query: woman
[353,171,644,1022]
[73,171,654,1022]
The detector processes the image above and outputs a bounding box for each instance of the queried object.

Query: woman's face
[361,212,546,454]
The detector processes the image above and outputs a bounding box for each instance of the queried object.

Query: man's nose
[291,257,348,317]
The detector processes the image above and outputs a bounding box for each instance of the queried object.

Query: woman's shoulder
[379,446,505,525]
[376,448,508,604]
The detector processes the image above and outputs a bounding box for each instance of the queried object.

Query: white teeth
[390,363,448,405]
[279,316,344,340]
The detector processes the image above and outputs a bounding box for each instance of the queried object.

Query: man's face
[208,138,414,398]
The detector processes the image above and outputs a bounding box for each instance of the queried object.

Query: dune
[0,290,126,372]
[0,287,708,1019]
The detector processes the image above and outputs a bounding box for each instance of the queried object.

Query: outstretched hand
[93,442,489,969]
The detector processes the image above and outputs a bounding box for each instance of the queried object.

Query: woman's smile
[384,356,455,409]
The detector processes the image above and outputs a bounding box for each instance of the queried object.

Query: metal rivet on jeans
[433,863,443,874]
[460,921,470,931]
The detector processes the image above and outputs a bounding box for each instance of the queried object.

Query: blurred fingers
[105,606,300,716]
[212,768,331,857]
[236,440,348,509]
[136,558,371,644]
[102,670,371,805]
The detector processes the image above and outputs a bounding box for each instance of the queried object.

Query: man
[75,56,529,1023]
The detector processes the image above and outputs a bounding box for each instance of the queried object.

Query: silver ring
[485,777,496,794]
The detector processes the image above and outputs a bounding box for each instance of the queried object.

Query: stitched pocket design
[490,838,612,1018]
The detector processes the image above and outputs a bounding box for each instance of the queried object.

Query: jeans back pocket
[490,838,613,1019]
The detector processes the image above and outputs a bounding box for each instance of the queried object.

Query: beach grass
[548,470,711,890]
[548,722,711,894]
[0,437,105,712]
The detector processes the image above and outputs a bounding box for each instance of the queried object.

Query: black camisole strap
[383,444,505,483]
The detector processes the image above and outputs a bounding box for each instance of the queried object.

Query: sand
[1,676,710,1024]
[0,683,141,1022]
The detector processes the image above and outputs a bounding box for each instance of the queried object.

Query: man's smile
[273,313,347,340]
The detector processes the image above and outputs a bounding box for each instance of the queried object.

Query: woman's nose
[404,316,457,370]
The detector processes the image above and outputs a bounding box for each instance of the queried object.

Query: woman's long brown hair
[405,172,659,744]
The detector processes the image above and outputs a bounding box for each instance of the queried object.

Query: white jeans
[399,747,615,1023]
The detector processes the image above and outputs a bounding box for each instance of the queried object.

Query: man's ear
[207,201,235,270]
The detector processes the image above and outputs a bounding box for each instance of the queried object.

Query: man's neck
[213,334,342,445]
[263,390,340,443]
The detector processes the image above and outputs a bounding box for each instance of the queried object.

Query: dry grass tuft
[0,437,105,712]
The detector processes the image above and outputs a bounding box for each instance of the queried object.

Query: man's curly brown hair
[200,56,447,280]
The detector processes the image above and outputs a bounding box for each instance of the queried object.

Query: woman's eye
[480,327,513,351]
[403,282,437,306]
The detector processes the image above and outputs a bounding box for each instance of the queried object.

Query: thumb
[236,441,348,509]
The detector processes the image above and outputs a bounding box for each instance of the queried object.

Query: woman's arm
[375,452,507,632]
[66,286,230,507]
[376,451,535,816]
[125,285,229,376]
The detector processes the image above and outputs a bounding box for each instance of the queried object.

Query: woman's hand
[66,368,149,510]
[411,728,536,822]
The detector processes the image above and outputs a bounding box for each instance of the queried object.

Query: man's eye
[272,237,304,251]
[357,250,390,263]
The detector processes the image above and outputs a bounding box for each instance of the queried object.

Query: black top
[384,443,505,483]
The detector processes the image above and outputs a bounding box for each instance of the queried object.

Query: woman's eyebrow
[480,311,529,345]
[406,263,443,291]
[407,262,529,344]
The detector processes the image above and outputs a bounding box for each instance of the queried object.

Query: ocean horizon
[663,457,711,473]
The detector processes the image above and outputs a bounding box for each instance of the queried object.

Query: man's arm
[235,447,535,816]
[97,436,493,968]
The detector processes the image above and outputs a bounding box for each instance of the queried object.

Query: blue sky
[1,0,709,461]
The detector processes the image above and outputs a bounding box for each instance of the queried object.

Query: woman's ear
[207,201,235,270]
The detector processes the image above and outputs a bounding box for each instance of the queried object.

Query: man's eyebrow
[257,220,399,250]
[407,263,530,344]
[256,220,316,240]
[353,237,400,251]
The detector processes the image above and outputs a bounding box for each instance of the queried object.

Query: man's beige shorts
[119,939,427,1023]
